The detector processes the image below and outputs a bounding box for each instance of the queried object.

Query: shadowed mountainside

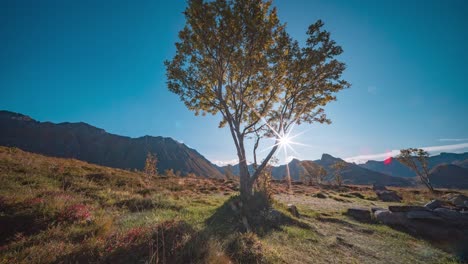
[0,110,223,178]
[314,154,413,186]
[429,164,468,189]
[360,152,468,178]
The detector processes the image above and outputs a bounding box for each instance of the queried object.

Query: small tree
[300,162,327,185]
[331,161,346,187]
[224,164,235,180]
[397,148,434,192]
[255,164,273,203]
[164,168,176,178]
[166,0,349,201]
[255,156,277,203]
[144,152,158,177]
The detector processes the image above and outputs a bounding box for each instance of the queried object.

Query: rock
[371,207,385,213]
[374,210,408,226]
[372,184,387,191]
[389,206,429,212]
[433,208,462,220]
[287,204,300,218]
[376,190,401,202]
[314,192,327,199]
[374,205,468,256]
[424,200,443,210]
[451,194,468,207]
[406,211,442,220]
[346,208,372,223]
[349,192,365,199]
[447,194,468,207]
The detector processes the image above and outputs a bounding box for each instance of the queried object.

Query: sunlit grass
[0,146,463,264]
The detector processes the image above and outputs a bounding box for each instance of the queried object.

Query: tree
[224,164,235,179]
[166,0,349,201]
[331,161,346,187]
[164,168,176,178]
[300,162,327,185]
[397,148,434,192]
[144,152,158,177]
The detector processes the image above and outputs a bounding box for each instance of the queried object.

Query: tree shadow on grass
[204,193,312,237]
[175,193,316,263]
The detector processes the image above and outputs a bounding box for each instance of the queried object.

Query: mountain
[271,159,310,181]
[360,152,468,178]
[0,110,223,178]
[454,159,468,169]
[219,154,413,186]
[217,159,323,182]
[313,154,413,186]
[429,164,468,189]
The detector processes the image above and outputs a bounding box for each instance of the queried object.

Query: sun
[278,134,292,148]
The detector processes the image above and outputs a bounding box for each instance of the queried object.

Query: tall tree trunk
[236,136,254,201]
[239,159,253,201]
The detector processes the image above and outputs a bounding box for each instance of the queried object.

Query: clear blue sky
[1,0,467,164]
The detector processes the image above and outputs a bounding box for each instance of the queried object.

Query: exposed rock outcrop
[374,196,468,259]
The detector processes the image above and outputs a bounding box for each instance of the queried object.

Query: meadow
[0,146,463,263]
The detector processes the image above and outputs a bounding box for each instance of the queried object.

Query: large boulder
[374,205,468,259]
[346,208,372,223]
[374,210,408,226]
[434,208,463,220]
[371,207,385,213]
[376,190,402,202]
[424,200,443,210]
[444,194,468,207]
[389,206,429,212]
[452,195,468,208]
[406,211,441,220]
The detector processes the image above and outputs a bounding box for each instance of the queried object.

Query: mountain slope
[429,164,468,189]
[314,154,413,186]
[360,152,468,178]
[0,110,223,178]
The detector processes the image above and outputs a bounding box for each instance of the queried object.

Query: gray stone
[374,204,468,254]
[424,200,443,210]
[376,190,401,202]
[433,208,461,220]
[287,204,300,218]
[346,207,372,223]
[371,207,384,213]
[374,210,408,226]
[389,205,429,212]
[406,211,442,220]
[314,192,327,199]
[448,194,468,207]
[372,184,387,191]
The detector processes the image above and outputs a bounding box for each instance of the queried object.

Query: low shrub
[227,232,265,264]
[58,204,92,223]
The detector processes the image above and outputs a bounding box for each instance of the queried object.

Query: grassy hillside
[0,147,463,263]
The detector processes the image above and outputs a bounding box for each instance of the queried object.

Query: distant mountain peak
[0,110,34,122]
[321,153,341,162]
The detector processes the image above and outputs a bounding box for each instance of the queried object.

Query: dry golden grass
[0,146,465,263]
